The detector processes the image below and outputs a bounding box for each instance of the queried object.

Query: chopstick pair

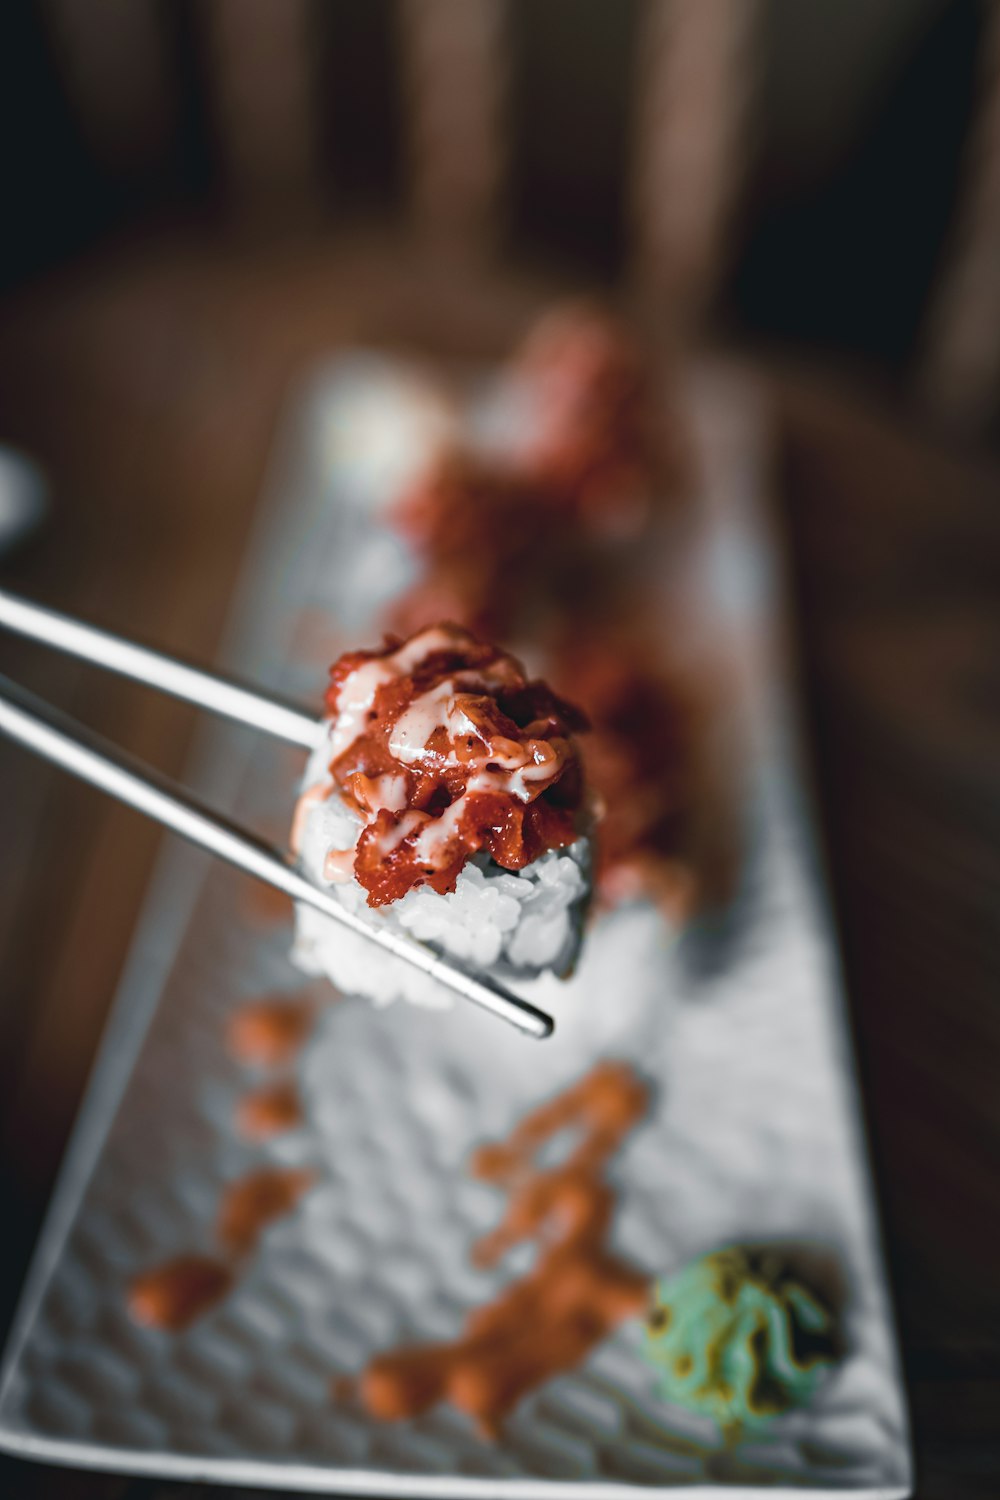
[0,588,553,1039]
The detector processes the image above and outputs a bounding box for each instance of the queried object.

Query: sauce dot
[128,1255,232,1331]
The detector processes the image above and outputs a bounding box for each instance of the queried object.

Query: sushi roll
[387,450,550,639]
[384,306,686,643]
[291,623,594,1008]
[506,301,676,539]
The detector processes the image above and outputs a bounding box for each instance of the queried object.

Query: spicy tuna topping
[309,624,589,907]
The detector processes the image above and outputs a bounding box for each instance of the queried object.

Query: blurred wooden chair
[37,0,176,180]
[37,0,759,332]
[36,0,1000,433]
[916,5,1000,437]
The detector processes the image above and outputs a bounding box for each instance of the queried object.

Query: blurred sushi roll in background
[316,360,461,512]
[387,303,688,641]
[504,301,674,540]
[382,308,710,922]
[386,449,547,640]
[291,623,594,1008]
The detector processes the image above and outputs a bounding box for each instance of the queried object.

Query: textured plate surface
[0,357,911,1495]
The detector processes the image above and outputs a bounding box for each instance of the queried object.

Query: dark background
[0,2,997,1496]
[0,0,991,387]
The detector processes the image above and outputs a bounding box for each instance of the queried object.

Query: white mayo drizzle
[410,752,565,866]
[318,624,572,881]
[328,660,395,760]
[385,624,466,672]
[352,773,409,814]
[328,624,488,762]
[323,847,357,883]
[370,809,429,858]
[412,795,469,863]
[290,780,332,856]
[388,679,459,766]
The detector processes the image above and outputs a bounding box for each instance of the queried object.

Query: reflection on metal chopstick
[0,675,554,1040]
[0,586,323,750]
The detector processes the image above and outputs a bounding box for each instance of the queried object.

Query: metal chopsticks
[0,591,554,1040]
[0,587,323,750]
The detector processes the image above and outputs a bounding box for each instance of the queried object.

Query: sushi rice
[292,733,592,1009]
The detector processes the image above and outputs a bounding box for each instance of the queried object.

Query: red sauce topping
[312,623,588,908]
[216,1167,315,1256]
[236,1080,303,1139]
[355,1061,649,1434]
[227,997,314,1066]
[127,1255,233,1331]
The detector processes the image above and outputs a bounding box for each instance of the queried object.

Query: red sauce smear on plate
[236,1079,303,1139]
[309,623,588,908]
[355,1060,649,1435]
[227,996,315,1066]
[127,1255,233,1331]
[128,1164,315,1329]
[216,1167,316,1256]
[129,1001,316,1331]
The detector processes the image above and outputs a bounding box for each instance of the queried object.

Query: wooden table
[0,229,996,1499]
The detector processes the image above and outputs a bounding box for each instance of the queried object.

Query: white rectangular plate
[0,355,911,1496]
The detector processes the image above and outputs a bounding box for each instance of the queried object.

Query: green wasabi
[643,1245,838,1435]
